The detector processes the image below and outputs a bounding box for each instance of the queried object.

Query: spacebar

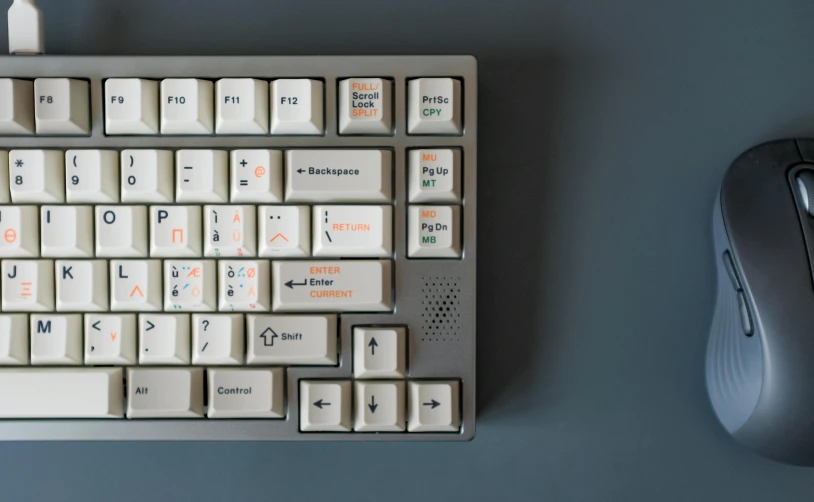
[0,368,123,418]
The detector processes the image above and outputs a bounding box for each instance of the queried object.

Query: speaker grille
[420,276,462,342]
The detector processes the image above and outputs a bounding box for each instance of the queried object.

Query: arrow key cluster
[300,379,461,433]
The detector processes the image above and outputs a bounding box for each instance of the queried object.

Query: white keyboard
[0,55,476,440]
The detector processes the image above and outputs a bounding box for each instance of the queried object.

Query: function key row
[0,77,462,136]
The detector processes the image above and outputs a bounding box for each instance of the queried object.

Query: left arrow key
[300,380,351,432]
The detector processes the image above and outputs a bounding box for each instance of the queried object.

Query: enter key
[272,260,392,312]
[312,205,392,258]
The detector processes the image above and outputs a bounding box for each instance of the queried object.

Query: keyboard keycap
[138,313,190,365]
[229,149,283,203]
[2,260,55,312]
[9,149,65,202]
[270,79,324,135]
[272,260,392,312]
[246,314,337,365]
[338,78,392,135]
[353,326,406,378]
[110,259,162,311]
[176,149,228,202]
[299,380,352,431]
[218,259,270,311]
[160,78,214,134]
[0,368,123,418]
[408,149,462,203]
[407,205,461,258]
[191,313,243,365]
[407,78,462,135]
[41,206,94,257]
[104,78,160,135]
[0,206,39,257]
[0,151,8,202]
[215,78,269,134]
[354,381,406,432]
[0,314,28,364]
[65,149,120,203]
[149,205,202,257]
[0,78,34,134]
[127,367,204,418]
[55,259,108,311]
[30,314,83,365]
[34,78,90,135]
[312,205,392,257]
[84,313,137,365]
[258,205,310,257]
[164,259,217,311]
[407,380,461,432]
[120,149,174,203]
[95,205,149,257]
[204,205,256,257]
[207,368,284,418]
[285,149,391,202]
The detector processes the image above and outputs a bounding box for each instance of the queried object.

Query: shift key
[272,260,392,312]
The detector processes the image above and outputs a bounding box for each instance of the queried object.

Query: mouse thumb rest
[710,139,814,465]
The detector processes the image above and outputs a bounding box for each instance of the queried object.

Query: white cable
[8,0,44,54]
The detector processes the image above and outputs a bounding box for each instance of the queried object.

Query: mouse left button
[736,291,754,336]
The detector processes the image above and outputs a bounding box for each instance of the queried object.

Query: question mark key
[191,313,243,365]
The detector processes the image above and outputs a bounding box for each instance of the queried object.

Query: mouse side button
[736,291,754,336]
[722,251,742,291]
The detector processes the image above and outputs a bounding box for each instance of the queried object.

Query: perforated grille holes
[421,277,462,342]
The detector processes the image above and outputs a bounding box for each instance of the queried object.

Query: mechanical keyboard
[0,55,477,440]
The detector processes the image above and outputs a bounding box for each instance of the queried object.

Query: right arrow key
[407,381,461,433]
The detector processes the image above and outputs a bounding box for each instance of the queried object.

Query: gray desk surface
[2,0,814,500]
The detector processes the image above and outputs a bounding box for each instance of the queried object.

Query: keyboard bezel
[0,55,476,441]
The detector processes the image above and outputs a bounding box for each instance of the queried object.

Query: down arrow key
[353,381,405,432]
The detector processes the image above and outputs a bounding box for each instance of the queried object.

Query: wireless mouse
[708,139,814,465]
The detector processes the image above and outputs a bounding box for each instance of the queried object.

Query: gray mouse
[708,139,814,465]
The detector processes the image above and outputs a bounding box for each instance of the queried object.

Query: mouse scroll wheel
[796,171,814,216]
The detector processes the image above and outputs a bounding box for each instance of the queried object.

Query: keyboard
[0,55,477,440]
